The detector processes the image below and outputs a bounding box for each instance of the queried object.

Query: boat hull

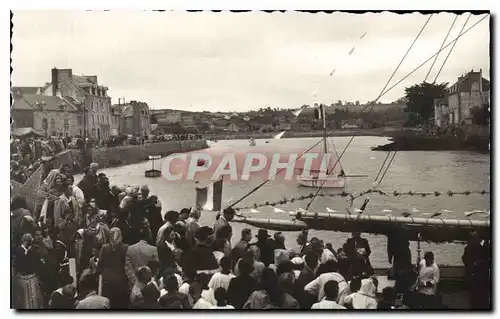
[297,175,346,189]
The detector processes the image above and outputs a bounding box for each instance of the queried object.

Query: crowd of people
[10,160,491,310]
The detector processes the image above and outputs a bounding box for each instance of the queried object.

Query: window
[92,114,95,124]
[50,118,56,129]
[64,118,69,131]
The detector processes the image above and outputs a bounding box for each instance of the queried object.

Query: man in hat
[310,237,336,265]
[255,229,275,267]
[184,208,201,248]
[185,226,219,274]
[214,207,235,241]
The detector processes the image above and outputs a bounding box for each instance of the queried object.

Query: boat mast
[321,103,327,154]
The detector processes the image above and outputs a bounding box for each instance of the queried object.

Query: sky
[11,11,490,112]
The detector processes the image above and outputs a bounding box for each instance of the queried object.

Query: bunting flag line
[233,189,490,211]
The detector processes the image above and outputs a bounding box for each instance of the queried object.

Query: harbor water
[77,136,490,268]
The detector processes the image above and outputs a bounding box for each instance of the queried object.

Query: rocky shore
[372,135,490,153]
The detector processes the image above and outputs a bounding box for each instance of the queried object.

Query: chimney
[51,68,58,97]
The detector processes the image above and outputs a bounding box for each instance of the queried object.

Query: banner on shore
[195,178,223,212]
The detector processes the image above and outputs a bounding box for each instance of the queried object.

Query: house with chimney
[11,88,82,137]
[41,68,113,140]
[444,69,490,127]
[118,100,152,136]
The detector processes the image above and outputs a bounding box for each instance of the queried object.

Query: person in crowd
[110,208,132,245]
[54,184,82,253]
[185,226,219,274]
[214,207,235,238]
[215,224,232,256]
[274,232,286,250]
[310,237,336,265]
[135,282,160,309]
[144,195,163,239]
[185,208,201,247]
[178,207,191,224]
[178,266,196,305]
[65,175,85,208]
[278,273,300,309]
[343,232,373,278]
[292,251,318,309]
[387,226,413,294]
[197,272,217,306]
[208,257,235,292]
[13,233,45,309]
[343,277,378,309]
[378,286,408,309]
[77,167,98,203]
[97,227,129,309]
[210,287,235,309]
[233,228,252,257]
[158,274,191,309]
[311,280,346,309]
[349,276,362,294]
[190,281,213,309]
[417,251,440,308]
[173,221,190,252]
[49,284,76,309]
[304,260,349,305]
[269,249,290,274]
[235,245,265,281]
[227,258,257,309]
[157,225,177,274]
[296,230,310,255]
[156,210,179,245]
[31,227,57,306]
[255,229,275,267]
[75,274,110,309]
[130,266,152,308]
[125,227,159,287]
[212,238,227,264]
[336,248,351,280]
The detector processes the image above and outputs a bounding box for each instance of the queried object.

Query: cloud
[12,11,490,112]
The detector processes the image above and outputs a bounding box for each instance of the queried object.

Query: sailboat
[297,103,347,190]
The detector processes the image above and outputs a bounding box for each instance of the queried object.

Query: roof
[11,127,45,137]
[72,74,96,85]
[11,87,41,95]
[12,94,79,112]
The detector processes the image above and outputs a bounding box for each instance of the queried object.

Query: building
[228,123,240,132]
[41,68,113,140]
[447,69,490,127]
[11,90,82,137]
[433,97,449,128]
[119,101,151,136]
[151,109,182,124]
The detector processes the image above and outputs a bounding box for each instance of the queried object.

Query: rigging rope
[323,14,488,192]
[226,138,324,209]
[374,151,392,183]
[424,15,459,82]
[305,15,433,210]
[375,14,475,189]
[433,13,472,83]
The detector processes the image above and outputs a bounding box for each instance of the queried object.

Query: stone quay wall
[65,140,208,171]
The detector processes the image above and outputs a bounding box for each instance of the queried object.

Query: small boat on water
[249,138,256,146]
[145,155,161,178]
[297,103,347,190]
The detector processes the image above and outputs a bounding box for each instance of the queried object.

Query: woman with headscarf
[13,233,45,309]
[31,227,58,306]
[343,277,378,309]
[80,208,110,274]
[97,227,130,309]
[269,249,290,273]
[243,268,286,309]
[157,226,177,275]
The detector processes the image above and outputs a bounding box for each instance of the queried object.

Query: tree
[337,100,343,106]
[404,82,448,127]
[150,114,158,124]
[355,100,360,106]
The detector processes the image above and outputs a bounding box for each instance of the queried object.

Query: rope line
[424,15,459,82]
[226,138,324,209]
[233,189,490,210]
[433,13,472,83]
[305,15,433,210]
